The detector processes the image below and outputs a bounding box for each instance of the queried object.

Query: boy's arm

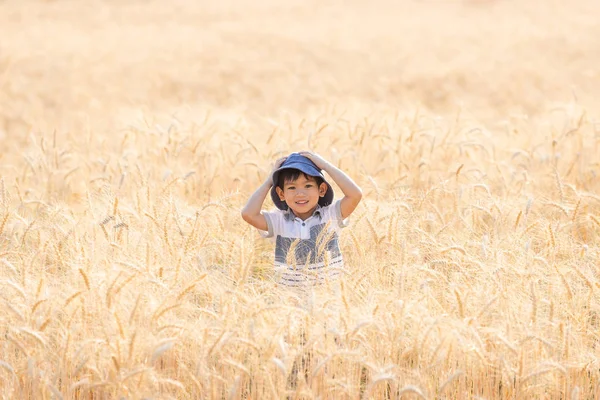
[241,157,286,231]
[299,151,362,219]
[241,178,271,231]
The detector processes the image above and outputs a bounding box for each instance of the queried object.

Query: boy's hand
[242,156,287,232]
[300,150,362,220]
[269,156,287,182]
[298,151,329,171]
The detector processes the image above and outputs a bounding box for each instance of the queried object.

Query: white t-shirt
[258,200,349,287]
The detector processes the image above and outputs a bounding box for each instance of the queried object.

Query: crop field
[1,0,600,398]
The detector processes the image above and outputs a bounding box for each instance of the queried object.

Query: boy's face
[275,174,328,219]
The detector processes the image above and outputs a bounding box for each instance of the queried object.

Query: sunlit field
[1,0,600,398]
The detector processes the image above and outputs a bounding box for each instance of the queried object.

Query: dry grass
[1,0,600,398]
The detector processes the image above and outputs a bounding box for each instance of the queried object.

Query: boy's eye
[306,184,313,188]
[287,186,295,190]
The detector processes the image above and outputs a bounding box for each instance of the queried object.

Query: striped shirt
[259,200,349,287]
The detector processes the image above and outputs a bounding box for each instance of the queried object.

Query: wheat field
[1,0,600,398]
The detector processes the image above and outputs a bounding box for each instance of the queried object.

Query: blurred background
[1,0,598,138]
[1,2,600,398]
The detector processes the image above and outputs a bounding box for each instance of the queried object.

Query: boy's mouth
[295,200,309,205]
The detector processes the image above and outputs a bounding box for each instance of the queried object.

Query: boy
[241,151,362,299]
[242,151,362,387]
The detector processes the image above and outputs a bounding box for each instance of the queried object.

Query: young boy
[241,151,362,298]
[242,151,362,386]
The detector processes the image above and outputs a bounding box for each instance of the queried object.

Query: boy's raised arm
[241,157,286,231]
[299,151,362,219]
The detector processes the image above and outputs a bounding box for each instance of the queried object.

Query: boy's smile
[275,174,327,220]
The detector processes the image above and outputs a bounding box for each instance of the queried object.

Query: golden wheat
[1,0,600,398]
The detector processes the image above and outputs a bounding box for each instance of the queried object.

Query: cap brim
[272,161,321,184]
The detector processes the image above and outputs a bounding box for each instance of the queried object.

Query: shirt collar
[283,205,323,222]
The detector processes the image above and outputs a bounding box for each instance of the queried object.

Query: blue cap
[271,153,334,211]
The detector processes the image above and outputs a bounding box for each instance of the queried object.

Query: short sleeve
[324,199,349,229]
[258,210,282,239]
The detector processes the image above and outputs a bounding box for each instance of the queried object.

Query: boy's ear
[318,182,327,197]
[275,186,285,201]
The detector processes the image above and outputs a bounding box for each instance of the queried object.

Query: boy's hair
[276,168,324,190]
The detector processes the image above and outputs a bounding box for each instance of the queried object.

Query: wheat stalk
[553,265,573,300]
[530,281,537,324]
[78,269,90,291]
[454,289,465,318]
[0,212,8,237]
[176,274,207,301]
